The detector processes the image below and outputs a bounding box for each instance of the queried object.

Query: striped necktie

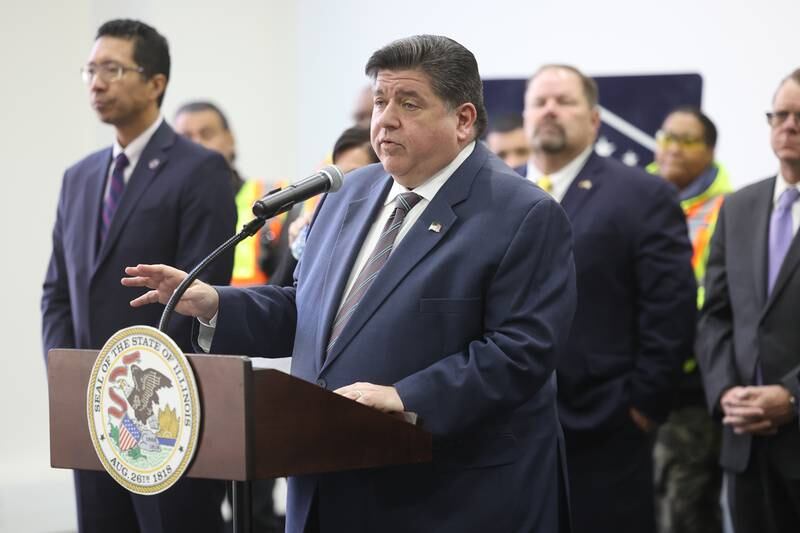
[100,152,129,242]
[326,192,422,353]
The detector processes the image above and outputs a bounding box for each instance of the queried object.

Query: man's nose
[541,98,560,115]
[376,101,400,129]
[89,73,107,92]
[664,140,683,154]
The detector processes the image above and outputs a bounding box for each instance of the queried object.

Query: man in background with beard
[518,64,696,533]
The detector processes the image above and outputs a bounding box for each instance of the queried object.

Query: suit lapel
[321,144,485,371]
[94,122,174,273]
[751,178,775,310]
[560,152,603,219]
[315,177,392,371]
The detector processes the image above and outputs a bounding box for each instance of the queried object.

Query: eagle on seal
[116,364,172,424]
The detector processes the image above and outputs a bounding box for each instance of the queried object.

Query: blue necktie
[756,186,800,384]
[100,152,129,243]
[326,192,422,354]
[767,187,800,294]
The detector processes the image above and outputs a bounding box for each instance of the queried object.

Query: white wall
[1,0,798,530]
[86,0,298,183]
[0,1,297,531]
[0,2,94,531]
[295,0,799,186]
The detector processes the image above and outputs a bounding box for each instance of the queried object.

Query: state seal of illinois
[87,325,200,494]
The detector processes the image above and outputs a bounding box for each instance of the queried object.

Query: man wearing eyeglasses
[41,19,235,533]
[647,107,732,533]
[697,69,800,533]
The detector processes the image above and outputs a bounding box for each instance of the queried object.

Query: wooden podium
[47,349,432,532]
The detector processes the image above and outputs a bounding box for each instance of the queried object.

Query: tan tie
[537,175,553,194]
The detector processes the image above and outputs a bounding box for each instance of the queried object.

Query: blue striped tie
[101,152,129,242]
[327,192,422,353]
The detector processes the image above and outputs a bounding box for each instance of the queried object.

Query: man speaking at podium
[124,35,576,533]
[41,19,235,533]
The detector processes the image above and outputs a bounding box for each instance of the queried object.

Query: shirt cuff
[196,312,218,353]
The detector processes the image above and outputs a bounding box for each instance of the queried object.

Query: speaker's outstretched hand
[122,264,219,321]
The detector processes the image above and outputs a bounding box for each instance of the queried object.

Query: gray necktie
[326,192,422,354]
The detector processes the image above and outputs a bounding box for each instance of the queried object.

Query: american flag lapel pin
[428,221,442,233]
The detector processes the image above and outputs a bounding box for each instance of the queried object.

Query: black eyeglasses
[81,62,145,84]
[766,110,800,127]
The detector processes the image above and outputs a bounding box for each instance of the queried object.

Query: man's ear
[590,106,601,133]
[148,74,167,105]
[455,102,478,143]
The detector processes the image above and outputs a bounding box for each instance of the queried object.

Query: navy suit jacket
[519,153,696,434]
[697,177,800,476]
[209,143,577,533]
[42,121,237,357]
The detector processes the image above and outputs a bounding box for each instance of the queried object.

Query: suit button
[316,378,327,388]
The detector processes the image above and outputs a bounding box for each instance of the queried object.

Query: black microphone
[159,165,344,332]
[252,165,344,219]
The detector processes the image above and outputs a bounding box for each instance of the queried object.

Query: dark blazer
[519,154,696,433]
[41,122,236,532]
[697,176,800,477]
[42,121,236,355]
[210,143,577,533]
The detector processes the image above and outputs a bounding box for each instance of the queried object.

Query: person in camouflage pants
[654,404,722,532]
[647,107,732,533]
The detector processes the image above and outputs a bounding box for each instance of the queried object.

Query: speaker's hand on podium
[122,264,219,322]
[335,382,404,413]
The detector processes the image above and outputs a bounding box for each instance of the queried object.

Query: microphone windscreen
[320,165,344,192]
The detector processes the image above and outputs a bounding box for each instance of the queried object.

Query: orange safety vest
[231,179,288,286]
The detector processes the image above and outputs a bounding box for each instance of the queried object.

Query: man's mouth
[538,122,561,132]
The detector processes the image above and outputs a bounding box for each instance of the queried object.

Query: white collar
[384,141,476,205]
[526,144,594,202]
[773,172,800,205]
[112,115,164,163]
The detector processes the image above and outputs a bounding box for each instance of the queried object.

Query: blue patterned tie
[326,192,422,353]
[101,152,129,242]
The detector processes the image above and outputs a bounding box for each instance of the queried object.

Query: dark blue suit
[42,122,237,533]
[519,153,696,533]
[208,143,577,532]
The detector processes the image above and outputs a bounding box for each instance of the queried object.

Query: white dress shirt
[525,144,594,202]
[104,115,164,197]
[336,141,475,311]
[198,141,476,352]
